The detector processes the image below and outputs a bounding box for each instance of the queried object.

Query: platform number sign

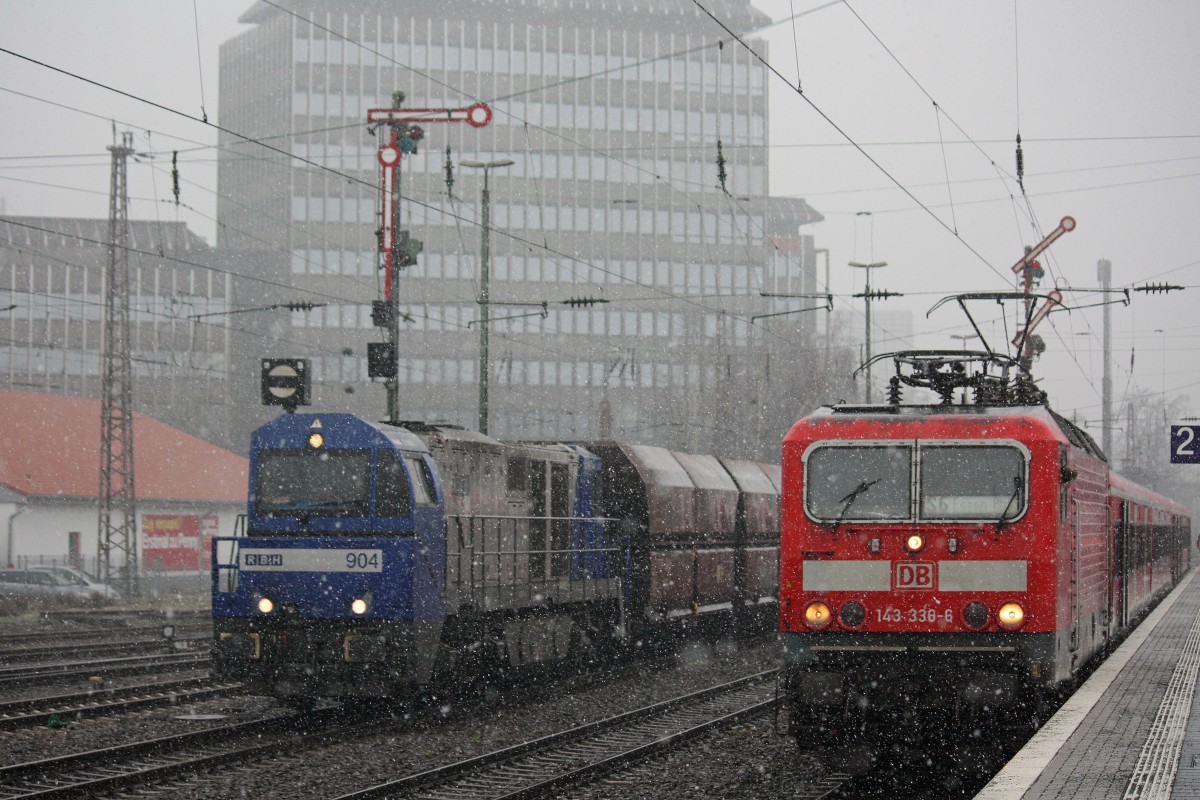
[1170,425,1200,464]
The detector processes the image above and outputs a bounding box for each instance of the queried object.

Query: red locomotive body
[780,392,1190,740]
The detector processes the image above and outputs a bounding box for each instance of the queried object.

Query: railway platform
[975,569,1200,799]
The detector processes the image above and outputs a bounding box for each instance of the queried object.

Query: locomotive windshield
[805,442,1027,523]
[919,445,1025,521]
[806,445,912,520]
[255,449,371,518]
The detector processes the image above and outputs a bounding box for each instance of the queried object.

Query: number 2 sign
[1170,426,1200,464]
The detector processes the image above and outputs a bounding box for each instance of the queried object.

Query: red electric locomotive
[779,350,1191,742]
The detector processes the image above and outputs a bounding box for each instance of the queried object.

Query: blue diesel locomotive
[212,412,780,703]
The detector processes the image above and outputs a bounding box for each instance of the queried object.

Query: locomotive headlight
[963,602,990,630]
[308,432,324,449]
[839,601,866,628]
[997,602,1026,630]
[804,602,833,630]
[350,594,372,618]
[256,597,275,614]
[905,534,924,553]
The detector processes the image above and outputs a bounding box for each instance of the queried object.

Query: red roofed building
[0,390,248,575]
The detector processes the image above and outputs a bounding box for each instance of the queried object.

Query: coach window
[375,450,413,518]
[805,444,912,521]
[919,445,1026,521]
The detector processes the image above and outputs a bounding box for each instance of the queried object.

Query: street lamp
[461,158,514,434]
[849,260,887,403]
[950,333,979,351]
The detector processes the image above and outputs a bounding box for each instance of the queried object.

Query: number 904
[346,552,380,570]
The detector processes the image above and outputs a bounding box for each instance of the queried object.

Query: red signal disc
[378,145,400,166]
[465,103,493,128]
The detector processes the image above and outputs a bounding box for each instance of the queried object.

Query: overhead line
[686,0,1011,287]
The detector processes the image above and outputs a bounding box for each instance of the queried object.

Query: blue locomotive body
[212,413,624,700]
[212,414,457,696]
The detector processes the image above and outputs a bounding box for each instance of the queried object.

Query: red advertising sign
[142,514,218,571]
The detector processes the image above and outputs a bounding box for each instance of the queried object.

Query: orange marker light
[804,602,832,630]
[997,603,1025,630]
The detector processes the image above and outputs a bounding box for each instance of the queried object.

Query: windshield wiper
[996,477,1022,529]
[831,479,879,532]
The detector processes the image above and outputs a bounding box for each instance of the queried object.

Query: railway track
[0,706,357,799]
[330,669,841,800]
[0,633,209,666]
[0,652,210,690]
[0,677,238,731]
[0,622,208,649]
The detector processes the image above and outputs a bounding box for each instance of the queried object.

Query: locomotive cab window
[405,456,436,506]
[919,445,1026,521]
[805,444,912,521]
[375,450,413,518]
[255,449,371,518]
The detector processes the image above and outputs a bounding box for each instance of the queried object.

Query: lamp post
[950,333,979,351]
[849,260,887,403]
[461,158,514,434]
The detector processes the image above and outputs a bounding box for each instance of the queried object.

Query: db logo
[895,562,935,590]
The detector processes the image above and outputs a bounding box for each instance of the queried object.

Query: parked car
[0,569,96,602]
[27,565,123,601]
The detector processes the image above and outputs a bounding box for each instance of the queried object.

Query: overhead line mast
[98,131,138,598]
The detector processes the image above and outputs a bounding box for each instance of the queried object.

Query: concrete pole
[849,260,887,403]
[1099,259,1113,459]
[462,158,513,434]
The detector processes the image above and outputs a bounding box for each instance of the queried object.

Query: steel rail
[0,706,358,799]
[333,670,793,800]
[0,652,210,690]
[0,678,239,731]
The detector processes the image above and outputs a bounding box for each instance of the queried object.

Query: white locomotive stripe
[938,560,1028,592]
[802,560,891,591]
[240,548,383,573]
[801,560,1029,592]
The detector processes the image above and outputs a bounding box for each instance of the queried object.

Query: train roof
[396,421,500,451]
[398,425,580,464]
[253,413,429,453]
[792,403,1108,462]
[1109,471,1193,516]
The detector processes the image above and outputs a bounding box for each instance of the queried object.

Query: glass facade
[218,0,823,457]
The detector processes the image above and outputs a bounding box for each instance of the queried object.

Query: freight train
[211,412,780,703]
[779,350,1192,742]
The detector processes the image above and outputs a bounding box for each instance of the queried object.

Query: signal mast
[1010,216,1076,372]
[365,92,492,424]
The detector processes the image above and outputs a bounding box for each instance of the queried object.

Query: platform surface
[975,569,1200,799]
